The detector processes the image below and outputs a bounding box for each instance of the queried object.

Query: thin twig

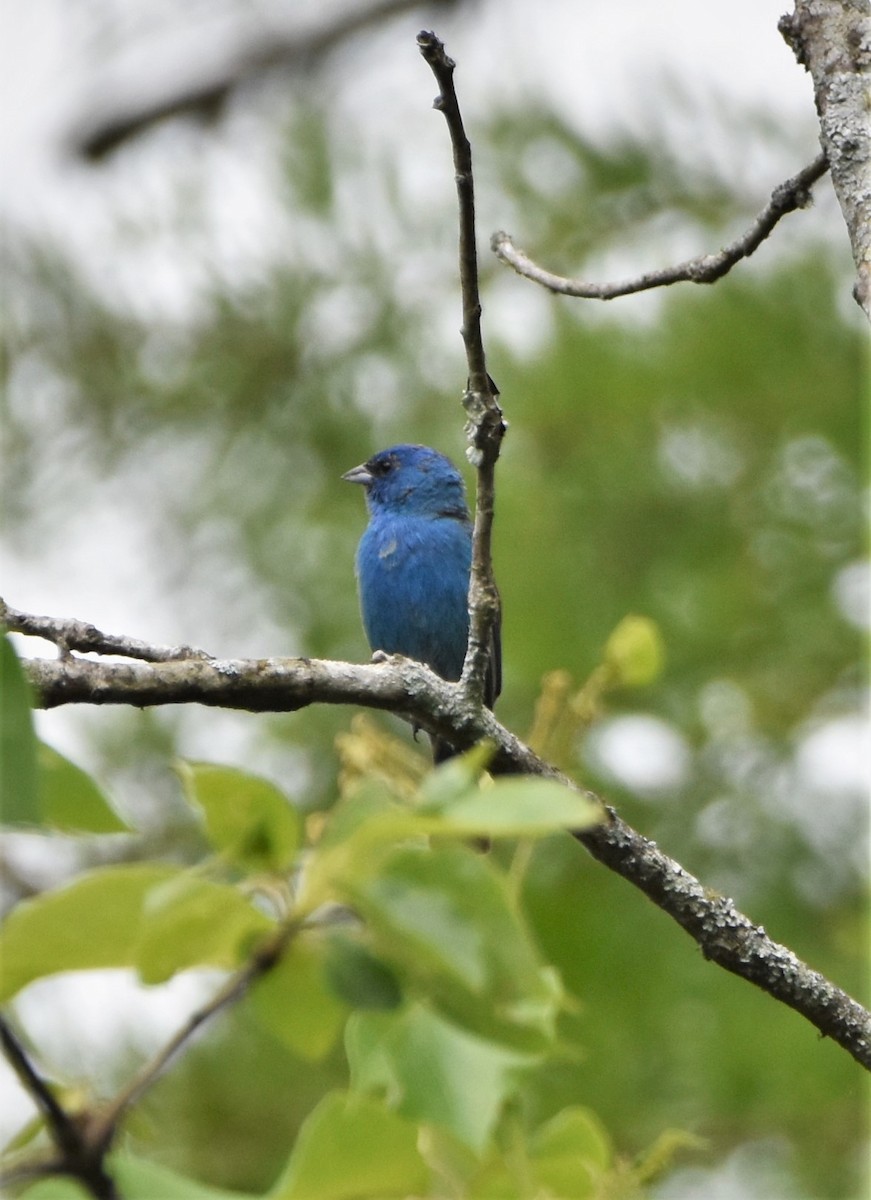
[87,924,295,1150]
[417,30,506,707]
[491,152,830,299]
[15,635,871,1071]
[1,597,212,663]
[0,926,296,1193]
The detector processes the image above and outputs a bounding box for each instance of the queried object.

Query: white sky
[1,0,822,315]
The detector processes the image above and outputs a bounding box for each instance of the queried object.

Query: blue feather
[344,444,501,758]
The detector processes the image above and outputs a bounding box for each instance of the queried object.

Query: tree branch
[72,0,461,161]
[0,1014,119,1200]
[491,153,830,299]
[86,924,296,1152]
[0,1015,79,1159]
[12,615,871,1071]
[1,599,210,663]
[780,0,871,318]
[0,923,299,1193]
[417,30,505,707]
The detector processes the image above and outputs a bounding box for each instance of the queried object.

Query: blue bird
[343,444,501,761]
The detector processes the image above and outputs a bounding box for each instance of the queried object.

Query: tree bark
[780,0,871,317]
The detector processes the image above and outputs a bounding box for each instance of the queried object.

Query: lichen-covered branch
[491,154,830,299]
[13,622,871,1071]
[780,0,871,317]
[1,599,211,663]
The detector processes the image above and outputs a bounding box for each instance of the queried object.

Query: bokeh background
[1,2,868,1197]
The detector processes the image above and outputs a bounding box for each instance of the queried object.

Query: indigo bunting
[343,443,501,761]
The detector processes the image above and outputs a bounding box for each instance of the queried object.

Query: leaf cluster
[2,636,687,1198]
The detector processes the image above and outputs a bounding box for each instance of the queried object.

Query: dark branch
[13,621,871,1072]
[0,1015,79,1158]
[87,925,295,1150]
[417,30,505,707]
[0,1015,119,1200]
[73,0,460,161]
[578,816,871,1068]
[491,153,830,299]
[1,924,298,1193]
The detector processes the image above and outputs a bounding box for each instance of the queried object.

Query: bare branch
[12,612,871,1071]
[0,1015,119,1200]
[1,924,298,1192]
[579,816,871,1070]
[73,0,461,161]
[0,1015,79,1158]
[491,153,830,299]
[780,0,871,318]
[417,30,505,707]
[87,925,296,1150]
[1,598,211,663]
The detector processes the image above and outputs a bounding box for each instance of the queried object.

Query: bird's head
[342,444,469,519]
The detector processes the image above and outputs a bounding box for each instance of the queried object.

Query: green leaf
[432,776,602,837]
[0,634,39,825]
[0,868,178,998]
[114,1153,257,1199]
[250,935,346,1059]
[269,1090,429,1199]
[418,741,496,808]
[316,779,407,851]
[20,1180,89,1200]
[466,1106,614,1199]
[323,933,402,1011]
[179,761,300,872]
[347,1004,532,1153]
[134,874,275,985]
[344,844,564,1049]
[38,743,129,833]
[21,1152,257,1199]
[529,1105,612,1194]
[0,864,178,1000]
[298,788,420,913]
[604,613,665,688]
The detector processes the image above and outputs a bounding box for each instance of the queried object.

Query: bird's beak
[342,463,373,487]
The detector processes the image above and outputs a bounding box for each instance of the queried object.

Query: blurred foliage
[1,60,867,1200]
[2,705,651,1199]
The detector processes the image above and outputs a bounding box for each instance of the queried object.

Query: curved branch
[15,630,871,1071]
[73,0,459,161]
[780,0,871,318]
[491,154,830,299]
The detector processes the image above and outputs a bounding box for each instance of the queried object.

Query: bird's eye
[371,458,392,476]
